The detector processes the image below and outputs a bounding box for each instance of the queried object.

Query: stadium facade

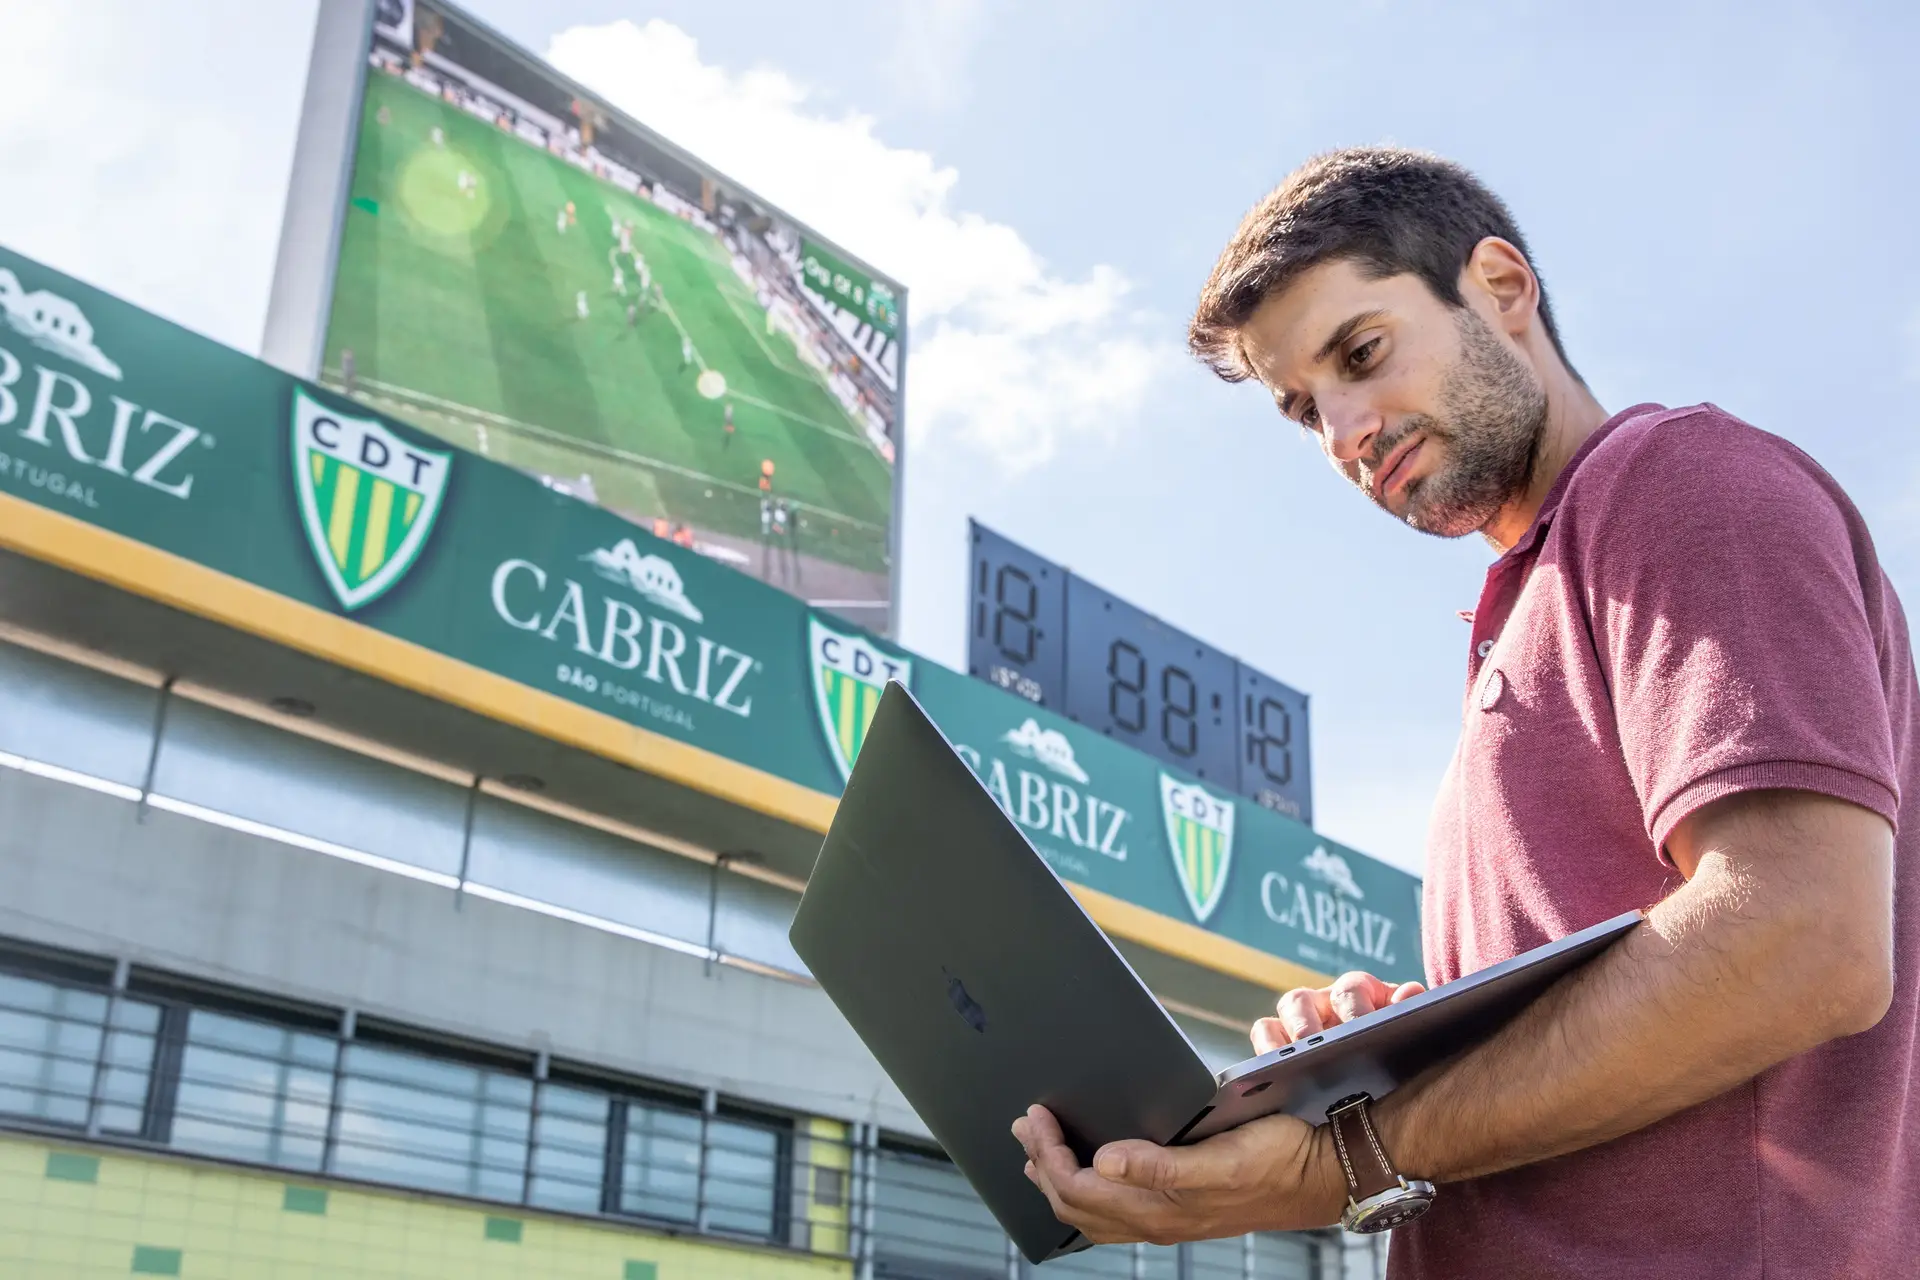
[0,21,1409,1280]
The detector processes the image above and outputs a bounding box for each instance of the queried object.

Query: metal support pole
[135,678,175,823]
[454,776,480,908]
[1131,1242,1145,1280]
[520,1048,549,1204]
[694,1086,718,1232]
[1176,1241,1193,1280]
[704,854,740,975]
[83,957,132,1137]
[858,1122,879,1280]
[1242,1233,1255,1280]
[320,1008,355,1173]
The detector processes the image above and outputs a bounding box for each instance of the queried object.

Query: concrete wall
[0,763,923,1136]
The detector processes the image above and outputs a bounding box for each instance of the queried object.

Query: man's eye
[1346,338,1381,371]
[1299,401,1320,431]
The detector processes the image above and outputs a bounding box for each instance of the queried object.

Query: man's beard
[1357,310,1548,538]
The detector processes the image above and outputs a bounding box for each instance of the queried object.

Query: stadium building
[0,7,1410,1280]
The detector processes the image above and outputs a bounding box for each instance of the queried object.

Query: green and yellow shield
[809,616,912,783]
[291,388,451,612]
[1159,774,1236,924]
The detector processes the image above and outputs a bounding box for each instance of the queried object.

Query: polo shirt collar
[1495,402,1666,564]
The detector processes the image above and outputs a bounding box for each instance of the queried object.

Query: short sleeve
[1571,410,1899,853]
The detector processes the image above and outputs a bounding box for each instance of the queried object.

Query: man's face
[1235,258,1548,538]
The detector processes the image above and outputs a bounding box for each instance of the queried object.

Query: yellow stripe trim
[404,490,422,523]
[0,492,1335,992]
[326,463,359,572]
[1065,882,1330,994]
[309,453,325,485]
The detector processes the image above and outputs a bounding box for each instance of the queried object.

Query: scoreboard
[966,521,1313,823]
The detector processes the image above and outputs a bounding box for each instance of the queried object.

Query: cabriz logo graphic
[0,268,122,381]
[1303,846,1365,900]
[1000,719,1090,783]
[1159,774,1235,924]
[809,616,911,783]
[292,389,451,612]
[585,539,703,623]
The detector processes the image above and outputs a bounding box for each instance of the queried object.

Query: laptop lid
[790,681,1219,1264]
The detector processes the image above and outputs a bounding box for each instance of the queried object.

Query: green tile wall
[0,1131,850,1280]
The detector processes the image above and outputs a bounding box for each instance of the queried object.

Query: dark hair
[1189,146,1575,383]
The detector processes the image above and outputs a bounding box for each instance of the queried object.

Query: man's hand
[1252,971,1426,1053]
[1010,1103,1347,1245]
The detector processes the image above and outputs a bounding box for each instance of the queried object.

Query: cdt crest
[1159,774,1235,924]
[809,616,911,783]
[291,389,451,612]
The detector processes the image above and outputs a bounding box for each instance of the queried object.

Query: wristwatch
[1325,1093,1435,1233]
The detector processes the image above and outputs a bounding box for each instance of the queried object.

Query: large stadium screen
[311,0,905,631]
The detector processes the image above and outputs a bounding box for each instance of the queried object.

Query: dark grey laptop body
[789,682,1638,1263]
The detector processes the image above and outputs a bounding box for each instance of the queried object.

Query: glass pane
[1043,1243,1142,1279]
[331,1043,531,1201]
[1192,1237,1247,1280]
[619,1101,701,1223]
[171,1010,333,1170]
[1249,1233,1319,1280]
[704,1117,778,1237]
[873,1147,1006,1280]
[0,974,127,1129]
[529,1083,608,1214]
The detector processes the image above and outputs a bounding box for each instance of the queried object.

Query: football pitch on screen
[323,72,892,576]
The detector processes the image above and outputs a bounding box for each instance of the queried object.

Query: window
[702,1114,782,1237]
[872,1143,1007,1280]
[527,1081,608,1214]
[330,1041,532,1201]
[170,1009,333,1169]
[615,1097,702,1223]
[0,972,155,1134]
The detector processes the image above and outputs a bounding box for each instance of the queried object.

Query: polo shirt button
[1476,639,1495,658]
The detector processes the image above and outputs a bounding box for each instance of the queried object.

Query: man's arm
[1374,787,1893,1182]
[1015,787,1893,1243]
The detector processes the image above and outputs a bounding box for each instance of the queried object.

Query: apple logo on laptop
[944,969,988,1033]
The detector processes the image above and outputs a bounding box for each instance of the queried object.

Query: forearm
[1373,826,1891,1184]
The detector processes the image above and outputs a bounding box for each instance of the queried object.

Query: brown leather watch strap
[1327,1094,1400,1202]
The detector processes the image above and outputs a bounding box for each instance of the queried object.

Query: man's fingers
[1275,986,1331,1041]
[1251,1016,1291,1053]
[1328,971,1388,1023]
[1389,981,1427,1004]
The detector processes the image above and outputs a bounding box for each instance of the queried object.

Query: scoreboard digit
[968,523,1065,707]
[1061,575,1238,787]
[965,521,1313,823]
[1236,664,1313,821]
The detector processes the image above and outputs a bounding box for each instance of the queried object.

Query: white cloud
[884,0,991,112]
[0,1,315,352]
[545,19,1170,472]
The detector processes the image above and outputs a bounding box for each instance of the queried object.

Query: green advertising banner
[798,238,899,338]
[0,245,1420,986]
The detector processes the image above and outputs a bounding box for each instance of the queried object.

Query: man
[722,401,735,450]
[1012,147,1914,1277]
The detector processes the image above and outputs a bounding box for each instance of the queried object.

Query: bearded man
[1012,147,1916,1278]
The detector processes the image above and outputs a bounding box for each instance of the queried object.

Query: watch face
[1344,1184,1436,1235]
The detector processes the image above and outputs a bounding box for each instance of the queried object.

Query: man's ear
[1461,237,1540,339]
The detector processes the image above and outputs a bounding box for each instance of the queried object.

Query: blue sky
[3,0,1916,874]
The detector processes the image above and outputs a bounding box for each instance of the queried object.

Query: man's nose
[1319,395,1383,466]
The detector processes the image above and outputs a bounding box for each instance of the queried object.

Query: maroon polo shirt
[1395,404,1919,1278]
